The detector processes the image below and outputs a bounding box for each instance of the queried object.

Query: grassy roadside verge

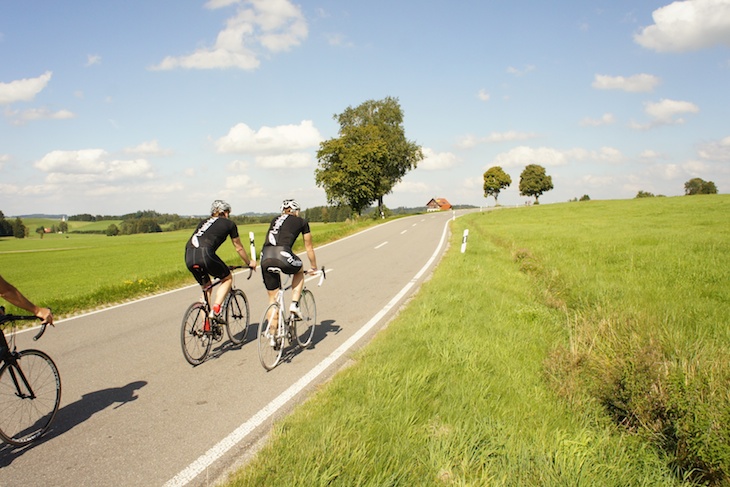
[224,197,727,485]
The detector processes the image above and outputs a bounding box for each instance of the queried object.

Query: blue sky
[1,0,729,216]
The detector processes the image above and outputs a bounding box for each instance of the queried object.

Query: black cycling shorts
[261,246,303,291]
[185,247,231,286]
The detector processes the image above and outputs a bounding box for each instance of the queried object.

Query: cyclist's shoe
[209,304,225,323]
[290,303,303,320]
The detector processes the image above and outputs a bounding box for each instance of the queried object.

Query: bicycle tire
[258,303,283,371]
[294,289,317,348]
[181,302,212,366]
[0,349,61,446]
[225,289,250,346]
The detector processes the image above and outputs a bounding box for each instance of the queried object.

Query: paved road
[0,210,460,486]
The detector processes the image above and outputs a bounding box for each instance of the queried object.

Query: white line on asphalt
[163,217,452,487]
[374,241,388,249]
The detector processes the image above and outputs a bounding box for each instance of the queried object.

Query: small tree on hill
[483,166,512,205]
[12,218,26,239]
[519,164,553,204]
[636,190,655,198]
[684,178,718,195]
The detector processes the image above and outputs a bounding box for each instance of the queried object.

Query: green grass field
[225,195,728,486]
[0,219,375,317]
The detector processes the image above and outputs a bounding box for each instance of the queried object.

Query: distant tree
[106,224,120,237]
[684,178,718,195]
[316,97,423,215]
[12,218,26,238]
[519,164,553,203]
[635,190,655,198]
[579,194,590,201]
[483,166,512,205]
[0,211,13,236]
[36,226,46,239]
[59,221,68,233]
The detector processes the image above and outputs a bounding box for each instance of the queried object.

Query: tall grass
[225,199,713,486]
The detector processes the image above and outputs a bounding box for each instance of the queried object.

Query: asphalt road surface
[0,210,462,486]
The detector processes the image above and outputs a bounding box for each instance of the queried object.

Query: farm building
[426,198,452,212]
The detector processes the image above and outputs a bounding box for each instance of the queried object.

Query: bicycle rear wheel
[258,303,283,370]
[225,289,250,346]
[0,349,61,446]
[294,289,317,348]
[181,302,212,365]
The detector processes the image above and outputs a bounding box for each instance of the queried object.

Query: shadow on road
[0,380,147,466]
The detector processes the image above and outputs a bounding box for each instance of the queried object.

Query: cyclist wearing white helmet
[261,199,318,321]
[185,200,256,320]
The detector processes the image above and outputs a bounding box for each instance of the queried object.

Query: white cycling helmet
[211,199,232,215]
[281,199,300,212]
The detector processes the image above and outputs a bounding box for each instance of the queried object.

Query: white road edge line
[374,241,388,249]
[163,217,453,487]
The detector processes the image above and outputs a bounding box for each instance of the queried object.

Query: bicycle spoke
[180,303,212,365]
[225,289,250,346]
[258,304,283,370]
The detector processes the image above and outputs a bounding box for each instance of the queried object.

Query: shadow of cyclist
[0,380,147,466]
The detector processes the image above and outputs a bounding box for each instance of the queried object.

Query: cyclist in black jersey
[185,200,256,320]
[261,199,318,321]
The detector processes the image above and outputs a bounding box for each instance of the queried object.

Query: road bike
[258,267,325,371]
[0,314,61,446]
[181,265,253,366]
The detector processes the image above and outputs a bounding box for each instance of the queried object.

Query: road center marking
[374,241,388,249]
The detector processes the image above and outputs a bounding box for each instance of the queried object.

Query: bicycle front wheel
[0,349,61,446]
[181,302,212,366]
[294,289,317,348]
[225,289,250,346]
[258,303,283,371]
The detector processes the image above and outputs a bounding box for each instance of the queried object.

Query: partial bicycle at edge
[0,314,61,446]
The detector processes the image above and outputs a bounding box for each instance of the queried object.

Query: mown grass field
[225,195,728,486]
[0,218,376,318]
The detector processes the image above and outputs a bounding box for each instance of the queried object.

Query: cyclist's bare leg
[214,275,232,311]
[266,288,279,334]
[291,269,305,303]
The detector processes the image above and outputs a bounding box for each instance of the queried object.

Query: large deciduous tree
[684,177,718,195]
[519,164,553,203]
[483,166,511,205]
[316,97,422,216]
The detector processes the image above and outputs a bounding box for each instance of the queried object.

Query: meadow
[225,195,728,486]
[0,218,375,317]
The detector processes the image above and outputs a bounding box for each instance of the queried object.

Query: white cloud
[456,131,538,149]
[631,98,700,129]
[488,146,624,169]
[124,140,174,156]
[214,120,322,153]
[392,180,431,193]
[477,89,490,102]
[698,135,730,161]
[255,152,313,168]
[225,174,252,189]
[640,149,664,160]
[419,148,458,170]
[506,65,536,76]
[35,149,155,183]
[151,0,307,70]
[580,113,616,126]
[4,107,75,125]
[635,0,730,52]
[85,54,101,67]
[592,73,660,92]
[0,71,52,105]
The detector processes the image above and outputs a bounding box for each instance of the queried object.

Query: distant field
[0,219,377,317]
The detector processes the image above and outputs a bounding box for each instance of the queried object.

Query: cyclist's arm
[231,236,256,270]
[303,232,317,271]
[0,274,54,324]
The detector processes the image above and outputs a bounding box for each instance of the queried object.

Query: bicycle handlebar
[228,265,255,280]
[0,314,49,341]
